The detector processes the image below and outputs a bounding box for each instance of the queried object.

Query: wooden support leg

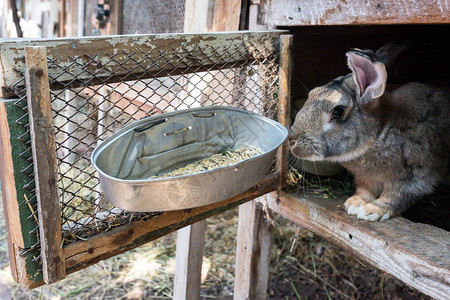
[173,220,207,300]
[234,196,272,300]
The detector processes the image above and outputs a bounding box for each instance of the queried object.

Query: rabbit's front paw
[356,202,393,221]
[344,196,367,215]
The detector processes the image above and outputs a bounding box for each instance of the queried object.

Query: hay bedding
[151,146,262,179]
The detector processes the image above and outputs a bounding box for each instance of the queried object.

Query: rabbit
[289,43,450,221]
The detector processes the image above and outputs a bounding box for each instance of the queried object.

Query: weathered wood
[276,34,292,190]
[1,100,43,287]
[262,192,450,300]
[25,46,66,284]
[173,220,207,300]
[258,0,450,26]
[234,196,273,300]
[0,102,21,281]
[0,31,286,97]
[62,175,278,275]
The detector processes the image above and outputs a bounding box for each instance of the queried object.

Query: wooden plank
[276,34,292,190]
[0,30,287,97]
[0,101,21,281]
[62,175,278,276]
[173,220,207,300]
[258,0,450,26]
[233,196,272,300]
[25,46,66,283]
[263,192,450,300]
[1,99,43,287]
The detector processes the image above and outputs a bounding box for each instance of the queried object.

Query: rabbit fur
[289,44,450,221]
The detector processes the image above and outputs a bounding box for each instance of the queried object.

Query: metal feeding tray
[91,106,288,212]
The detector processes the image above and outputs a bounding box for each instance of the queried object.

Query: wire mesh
[9,74,42,273]
[122,0,186,34]
[5,33,280,279]
[50,36,280,244]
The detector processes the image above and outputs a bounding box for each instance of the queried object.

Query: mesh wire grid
[6,34,280,274]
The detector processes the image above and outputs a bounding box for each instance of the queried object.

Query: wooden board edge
[25,46,66,283]
[258,0,450,27]
[263,192,450,300]
[0,102,21,281]
[10,244,44,290]
[0,100,43,286]
[0,102,24,247]
[0,30,288,90]
[276,34,292,190]
[63,174,278,275]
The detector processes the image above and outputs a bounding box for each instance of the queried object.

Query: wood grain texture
[25,46,66,284]
[1,100,44,286]
[258,0,450,26]
[276,34,292,190]
[184,0,242,32]
[262,192,450,300]
[63,175,278,276]
[0,102,20,281]
[233,197,272,300]
[173,220,207,300]
[0,31,286,97]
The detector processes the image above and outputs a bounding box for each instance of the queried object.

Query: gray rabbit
[289,43,449,221]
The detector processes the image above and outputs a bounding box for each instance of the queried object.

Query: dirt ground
[1,187,436,300]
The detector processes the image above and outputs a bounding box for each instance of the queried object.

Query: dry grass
[0,183,433,299]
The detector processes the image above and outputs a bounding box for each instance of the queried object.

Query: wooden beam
[173,220,207,300]
[25,46,66,284]
[234,196,272,299]
[258,0,450,26]
[262,192,450,300]
[0,31,286,97]
[276,34,292,190]
[62,175,278,275]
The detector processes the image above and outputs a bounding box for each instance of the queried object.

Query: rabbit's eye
[332,106,345,120]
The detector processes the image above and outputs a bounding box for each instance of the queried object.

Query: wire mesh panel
[50,34,280,244]
[122,0,186,34]
[0,31,284,286]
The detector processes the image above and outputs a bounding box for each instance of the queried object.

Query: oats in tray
[153,146,262,179]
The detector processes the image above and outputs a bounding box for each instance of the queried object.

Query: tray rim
[91,106,288,183]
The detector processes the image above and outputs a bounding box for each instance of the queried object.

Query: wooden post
[276,34,293,189]
[233,13,287,300]
[234,195,273,299]
[173,221,207,300]
[25,46,66,283]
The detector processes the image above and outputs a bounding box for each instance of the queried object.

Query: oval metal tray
[91,106,288,212]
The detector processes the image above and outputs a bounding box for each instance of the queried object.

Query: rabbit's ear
[375,41,410,69]
[346,50,387,104]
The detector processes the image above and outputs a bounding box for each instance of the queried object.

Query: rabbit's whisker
[312,161,322,190]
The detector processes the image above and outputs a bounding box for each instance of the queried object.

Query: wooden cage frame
[0,30,291,288]
[1,27,448,300]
